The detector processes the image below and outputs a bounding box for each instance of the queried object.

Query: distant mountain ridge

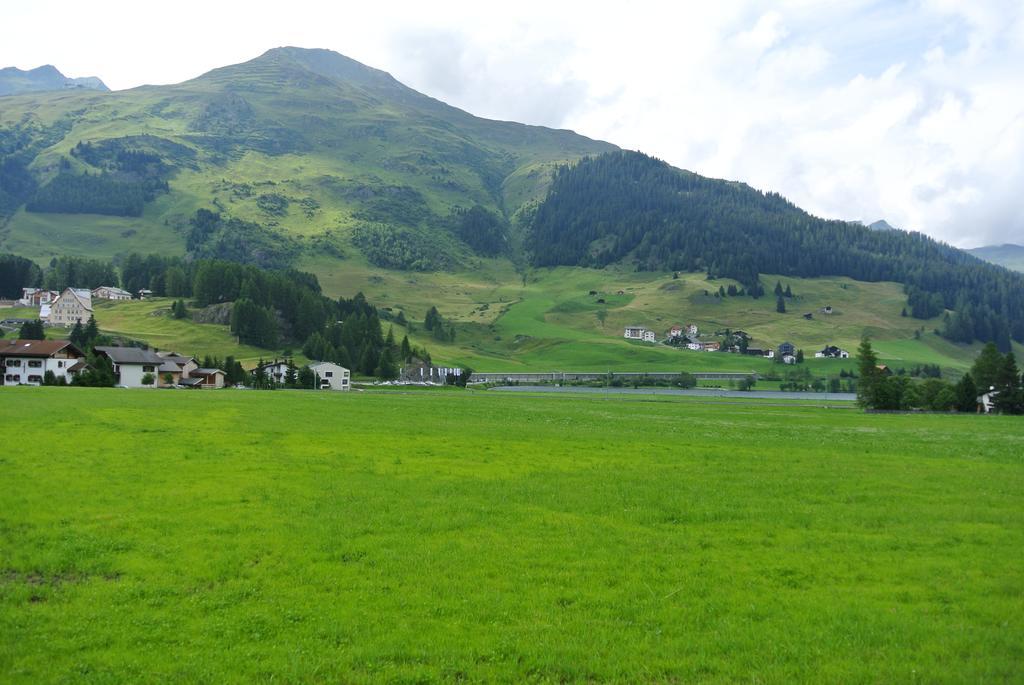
[968,244,1024,272]
[0,65,108,96]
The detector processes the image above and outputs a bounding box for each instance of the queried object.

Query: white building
[256,360,293,385]
[48,288,93,327]
[0,339,87,386]
[92,286,132,301]
[624,326,656,343]
[815,345,850,359]
[18,288,58,307]
[310,361,351,391]
[95,346,165,388]
[685,324,699,337]
[978,388,998,414]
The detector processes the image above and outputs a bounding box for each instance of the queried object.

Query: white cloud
[1,0,1022,246]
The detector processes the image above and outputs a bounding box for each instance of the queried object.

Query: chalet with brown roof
[0,339,86,386]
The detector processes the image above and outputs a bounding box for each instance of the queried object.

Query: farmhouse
[668,325,683,339]
[92,286,132,301]
[0,339,86,386]
[815,345,850,359]
[48,288,93,327]
[778,341,796,357]
[703,341,721,352]
[95,346,165,388]
[137,289,153,299]
[686,324,699,337]
[310,361,351,391]
[821,305,834,314]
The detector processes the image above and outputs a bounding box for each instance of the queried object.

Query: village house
[687,342,703,351]
[180,368,226,389]
[703,341,721,352]
[156,352,198,387]
[137,289,153,300]
[815,345,850,359]
[977,387,998,414]
[92,285,132,301]
[310,361,351,391]
[95,346,165,388]
[1,339,87,386]
[256,360,293,384]
[18,288,59,307]
[624,326,656,342]
[685,324,699,338]
[778,341,796,358]
[668,325,683,339]
[821,305,834,314]
[48,288,93,327]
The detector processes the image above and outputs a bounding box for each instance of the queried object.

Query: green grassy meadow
[1,387,1021,682]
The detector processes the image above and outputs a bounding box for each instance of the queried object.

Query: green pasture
[0,388,1021,682]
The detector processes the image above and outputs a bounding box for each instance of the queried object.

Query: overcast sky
[3,0,1023,247]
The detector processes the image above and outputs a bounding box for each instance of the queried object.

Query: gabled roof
[93,285,132,297]
[0,339,84,358]
[158,361,181,373]
[95,346,164,364]
[193,368,225,375]
[54,287,93,311]
[310,361,350,372]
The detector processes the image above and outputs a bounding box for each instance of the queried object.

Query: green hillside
[0,47,613,269]
[2,48,1020,371]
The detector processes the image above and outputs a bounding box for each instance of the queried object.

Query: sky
[3,0,1023,248]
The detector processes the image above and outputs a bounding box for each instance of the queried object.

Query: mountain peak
[0,64,108,96]
[256,46,404,91]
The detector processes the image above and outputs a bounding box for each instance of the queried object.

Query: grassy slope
[0,49,613,263]
[308,257,1008,374]
[1,388,1021,682]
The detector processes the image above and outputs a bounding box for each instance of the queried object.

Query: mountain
[968,244,1024,272]
[0,46,614,270]
[868,219,898,232]
[528,151,1024,347]
[0,47,1020,350]
[0,65,108,96]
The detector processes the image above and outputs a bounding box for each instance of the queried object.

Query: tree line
[529,151,1024,349]
[856,338,1023,414]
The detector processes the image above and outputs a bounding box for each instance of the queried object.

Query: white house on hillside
[310,361,351,391]
[19,288,58,307]
[1,339,87,386]
[624,326,656,342]
[48,288,93,327]
[92,286,132,301]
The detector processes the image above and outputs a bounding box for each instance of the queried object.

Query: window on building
[28,360,42,368]
[143,365,155,372]
[324,371,333,377]
[27,375,42,383]
[6,359,19,367]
